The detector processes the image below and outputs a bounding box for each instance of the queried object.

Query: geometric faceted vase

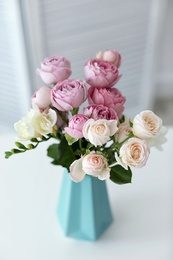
[57,169,113,241]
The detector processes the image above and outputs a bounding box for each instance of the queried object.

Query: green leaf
[30,138,38,142]
[27,144,35,149]
[5,151,13,159]
[65,133,78,145]
[119,115,125,123]
[15,142,26,150]
[47,136,76,170]
[11,148,25,154]
[110,165,132,184]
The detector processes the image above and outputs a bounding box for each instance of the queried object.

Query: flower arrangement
[5,49,167,185]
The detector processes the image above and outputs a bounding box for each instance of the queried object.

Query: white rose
[115,121,132,143]
[82,153,110,180]
[115,137,150,170]
[69,157,86,183]
[133,110,162,139]
[83,118,118,146]
[14,107,57,140]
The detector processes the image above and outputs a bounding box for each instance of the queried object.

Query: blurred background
[0,0,173,132]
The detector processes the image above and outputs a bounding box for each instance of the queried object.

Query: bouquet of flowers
[5,49,167,185]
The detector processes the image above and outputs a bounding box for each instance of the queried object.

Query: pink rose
[96,49,121,68]
[36,56,72,84]
[64,114,88,138]
[51,79,88,111]
[88,87,126,118]
[84,58,121,88]
[83,104,118,120]
[32,86,51,111]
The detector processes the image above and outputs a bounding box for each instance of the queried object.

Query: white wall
[155,0,173,98]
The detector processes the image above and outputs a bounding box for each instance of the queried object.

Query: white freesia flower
[14,106,57,140]
[132,110,163,139]
[14,110,37,140]
[82,153,110,180]
[83,118,118,146]
[115,137,150,170]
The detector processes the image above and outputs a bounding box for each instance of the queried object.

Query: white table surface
[0,127,173,260]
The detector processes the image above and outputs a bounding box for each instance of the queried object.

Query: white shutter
[0,0,166,132]
[0,0,31,132]
[36,0,157,116]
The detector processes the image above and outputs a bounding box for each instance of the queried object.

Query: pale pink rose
[32,86,51,111]
[83,104,118,120]
[96,49,121,68]
[115,121,132,143]
[88,87,126,118]
[115,137,150,170]
[83,118,118,146]
[84,58,121,88]
[51,79,88,111]
[70,157,86,183]
[82,153,110,180]
[132,110,163,139]
[36,56,72,84]
[64,114,88,138]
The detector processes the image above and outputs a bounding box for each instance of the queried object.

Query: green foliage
[110,165,132,184]
[47,136,76,171]
[5,135,52,159]
[65,133,78,145]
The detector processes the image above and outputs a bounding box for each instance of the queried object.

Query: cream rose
[83,118,118,146]
[115,137,150,170]
[82,153,110,180]
[133,110,163,139]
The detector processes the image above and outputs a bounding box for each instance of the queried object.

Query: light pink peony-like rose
[32,86,51,111]
[115,137,150,170]
[84,58,121,88]
[36,56,72,84]
[83,104,118,120]
[82,153,110,180]
[88,86,126,118]
[64,114,88,138]
[83,118,118,146]
[51,79,88,111]
[96,49,121,68]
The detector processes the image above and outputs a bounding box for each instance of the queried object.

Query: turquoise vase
[57,169,113,241]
